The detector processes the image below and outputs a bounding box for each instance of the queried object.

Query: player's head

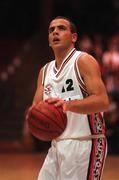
[54,16,77,34]
[49,16,79,50]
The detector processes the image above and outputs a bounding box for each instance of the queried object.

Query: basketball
[27,101,67,141]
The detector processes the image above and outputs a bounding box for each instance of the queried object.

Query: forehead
[49,18,70,28]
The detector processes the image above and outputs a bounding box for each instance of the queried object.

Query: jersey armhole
[74,52,88,94]
[42,62,50,86]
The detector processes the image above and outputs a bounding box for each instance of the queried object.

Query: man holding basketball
[29,16,109,180]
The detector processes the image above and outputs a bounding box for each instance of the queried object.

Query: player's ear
[72,33,78,43]
[48,36,51,47]
[48,38,51,47]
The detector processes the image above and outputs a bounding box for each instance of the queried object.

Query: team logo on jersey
[44,84,53,96]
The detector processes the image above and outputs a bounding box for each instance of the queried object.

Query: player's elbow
[102,96,110,111]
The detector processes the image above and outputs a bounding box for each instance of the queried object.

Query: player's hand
[46,97,65,108]
[25,106,32,121]
[25,103,38,121]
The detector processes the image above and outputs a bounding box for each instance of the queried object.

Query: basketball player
[29,16,109,180]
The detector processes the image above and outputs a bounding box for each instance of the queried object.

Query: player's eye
[48,27,54,33]
[58,25,66,30]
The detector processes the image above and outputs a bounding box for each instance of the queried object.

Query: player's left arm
[63,53,110,114]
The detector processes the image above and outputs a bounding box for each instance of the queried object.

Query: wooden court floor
[0,151,119,180]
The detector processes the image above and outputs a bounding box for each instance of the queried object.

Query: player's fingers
[46,97,60,104]
[54,100,65,107]
[62,101,70,111]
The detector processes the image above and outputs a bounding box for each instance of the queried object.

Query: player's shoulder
[44,59,55,69]
[77,51,99,67]
[40,59,54,72]
[76,51,100,76]
[39,60,55,82]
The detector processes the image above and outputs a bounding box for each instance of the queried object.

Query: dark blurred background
[0,0,119,154]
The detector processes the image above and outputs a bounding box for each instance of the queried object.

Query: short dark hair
[53,16,77,33]
[52,16,79,49]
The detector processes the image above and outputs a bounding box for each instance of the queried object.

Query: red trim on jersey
[88,113,106,135]
[42,62,50,86]
[55,49,76,77]
[87,139,96,180]
[78,84,89,98]
[87,138,107,180]
[74,59,87,92]
[53,66,57,74]
[86,111,107,180]
[99,140,107,180]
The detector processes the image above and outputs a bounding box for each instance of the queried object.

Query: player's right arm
[25,67,44,120]
[32,67,44,106]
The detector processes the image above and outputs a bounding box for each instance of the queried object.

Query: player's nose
[53,27,59,35]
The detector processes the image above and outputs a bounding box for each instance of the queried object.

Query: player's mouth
[53,37,60,43]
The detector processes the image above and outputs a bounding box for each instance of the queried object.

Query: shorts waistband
[56,134,105,142]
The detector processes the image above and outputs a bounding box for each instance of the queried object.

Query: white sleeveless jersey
[42,48,106,138]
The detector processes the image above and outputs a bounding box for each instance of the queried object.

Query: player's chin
[51,43,62,49]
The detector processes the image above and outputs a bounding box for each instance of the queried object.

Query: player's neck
[54,47,75,69]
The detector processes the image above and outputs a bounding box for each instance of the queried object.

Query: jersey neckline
[53,48,76,77]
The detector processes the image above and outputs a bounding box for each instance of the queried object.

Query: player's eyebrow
[48,25,67,33]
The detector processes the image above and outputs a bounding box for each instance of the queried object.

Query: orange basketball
[27,101,67,141]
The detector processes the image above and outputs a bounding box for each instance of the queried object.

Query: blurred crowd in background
[0,0,119,154]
